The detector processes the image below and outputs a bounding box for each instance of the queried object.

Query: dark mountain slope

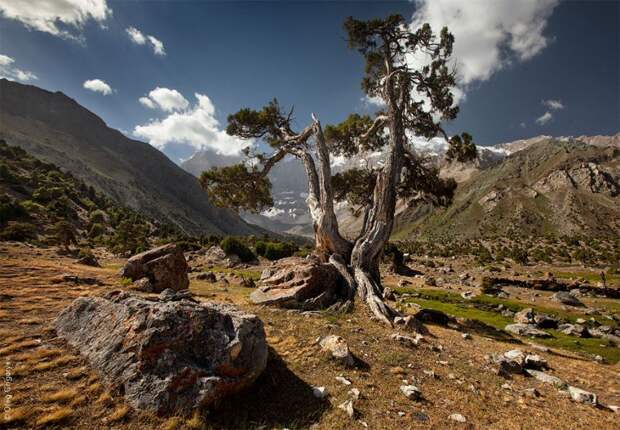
[0,79,260,236]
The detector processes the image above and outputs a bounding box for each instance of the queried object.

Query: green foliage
[89,209,106,224]
[220,236,256,262]
[54,220,77,249]
[263,241,297,261]
[200,164,273,213]
[445,133,477,163]
[324,114,385,157]
[255,240,267,256]
[0,222,37,241]
[0,194,28,226]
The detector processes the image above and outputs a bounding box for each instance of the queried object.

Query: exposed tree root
[353,266,400,326]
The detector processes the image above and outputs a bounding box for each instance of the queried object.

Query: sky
[0,0,618,164]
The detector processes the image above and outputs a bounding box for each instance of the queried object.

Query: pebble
[400,384,422,400]
[338,399,355,418]
[312,386,328,399]
[336,376,352,386]
[449,413,467,423]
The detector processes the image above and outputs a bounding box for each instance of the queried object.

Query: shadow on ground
[459,319,522,343]
[205,347,329,429]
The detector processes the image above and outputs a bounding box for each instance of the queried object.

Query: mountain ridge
[0,79,261,236]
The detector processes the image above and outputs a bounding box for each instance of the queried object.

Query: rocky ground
[0,242,619,429]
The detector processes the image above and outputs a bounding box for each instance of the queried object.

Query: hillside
[394,138,620,240]
[0,79,260,236]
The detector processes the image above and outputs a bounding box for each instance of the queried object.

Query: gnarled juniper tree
[200,15,475,324]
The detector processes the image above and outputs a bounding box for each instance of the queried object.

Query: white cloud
[409,0,559,104]
[126,26,166,56]
[542,99,564,110]
[0,54,37,81]
[139,87,189,112]
[138,96,156,109]
[535,111,553,125]
[133,91,252,156]
[147,35,165,56]
[126,26,146,45]
[83,78,112,95]
[520,122,526,128]
[0,0,111,41]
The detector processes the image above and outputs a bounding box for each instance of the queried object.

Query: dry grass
[1,406,33,425]
[42,388,79,403]
[64,366,87,380]
[96,391,113,406]
[35,407,73,427]
[108,404,130,422]
[162,417,183,430]
[0,339,40,356]
[185,410,205,429]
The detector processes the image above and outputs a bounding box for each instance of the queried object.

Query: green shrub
[220,236,256,262]
[89,209,106,225]
[255,241,267,256]
[0,222,37,241]
[88,223,106,238]
[78,247,95,259]
[263,242,297,261]
[0,195,28,225]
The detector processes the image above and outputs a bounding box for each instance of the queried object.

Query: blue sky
[0,0,618,163]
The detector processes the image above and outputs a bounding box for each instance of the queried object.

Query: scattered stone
[524,354,548,370]
[312,386,328,399]
[559,323,589,338]
[196,271,216,282]
[54,290,268,415]
[525,369,567,388]
[400,384,421,400]
[319,335,355,367]
[120,244,189,293]
[240,276,256,288]
[131,277,154,292]
[423,276,436,287]
[398,315,429,335]
[390,333,422,347]
[533,313,559,329]
[449,413,466,423]
[552,291,585,307]
[462,333,472,340]
[76,255,100,267]
[338,400,356,418]
[349,388,361,400]
[412,308,453,326]
[568,386,597,405]
[607,405,619,413]
[514,308,536,325]
[461,291,474,300]
[522,388,540,398]
[504,324,551,338]
[335,376,352,386]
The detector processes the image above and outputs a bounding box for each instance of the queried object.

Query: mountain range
[0,79,261,236]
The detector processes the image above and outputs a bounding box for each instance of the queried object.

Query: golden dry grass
[1,406,33,425]
[42,388,79,403]
[35,407,73,427]
[108,405,130,422]
[162,417,183,430]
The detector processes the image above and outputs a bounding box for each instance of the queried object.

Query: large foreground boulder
[55,290,268,415]
[120,243,189,293]
[250,257,345,309]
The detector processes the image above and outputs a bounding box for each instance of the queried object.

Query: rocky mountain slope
[394,137,620,239]
[0,79,260,236]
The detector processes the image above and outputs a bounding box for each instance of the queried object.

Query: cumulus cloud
[0,0,111,41]
[543,99,564,110]
[408,0,559,104]
[133,91,252,156]
[126,26,166,56]
[535,111,553,125]
[139,87,189,112]
[0,54,37,81]
[83,78,112,95]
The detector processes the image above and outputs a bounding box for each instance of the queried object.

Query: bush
[220,236,256,262]
[89,209,106,225]
[88,223,106,238]
[255,241,267,256]
[263,242,297,261]
[0,222,37,241]
[0,195,28,225]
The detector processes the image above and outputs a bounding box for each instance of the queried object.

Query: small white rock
[400,384,421,400]
[349,388,361,400]
[568,386,598,405]
[338,399,356,418]
[336,376,352,386]
[449,413,467,423]
[462,333,472,340]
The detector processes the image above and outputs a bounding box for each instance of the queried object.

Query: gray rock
[514,308,536,325]
[131,277,154,292]
[390,333,422,347]
[525,369,567,388]
[312,386,328,399]
[338,399,356,418]
[54,290,268,415]
[568,386,598,405]
[524,354,548,370]
[449,413,466,423]
[559,323,589,337]
[120,244,189,293]
[400,384,421,400]
[552,291,585,307]
[196,271,217,282]
[505,323,551,338]
[383,287,395,301]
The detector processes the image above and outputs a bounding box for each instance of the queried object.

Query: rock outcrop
[249,257,345,309]
[120,244,189,293]
[55,290,268,415]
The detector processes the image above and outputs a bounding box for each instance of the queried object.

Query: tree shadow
[458,319,522,343]
[205,347,329,429]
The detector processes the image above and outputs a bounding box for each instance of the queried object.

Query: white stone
[312,386,327,399]
[449,413,466,423]
[400,384,421,400]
